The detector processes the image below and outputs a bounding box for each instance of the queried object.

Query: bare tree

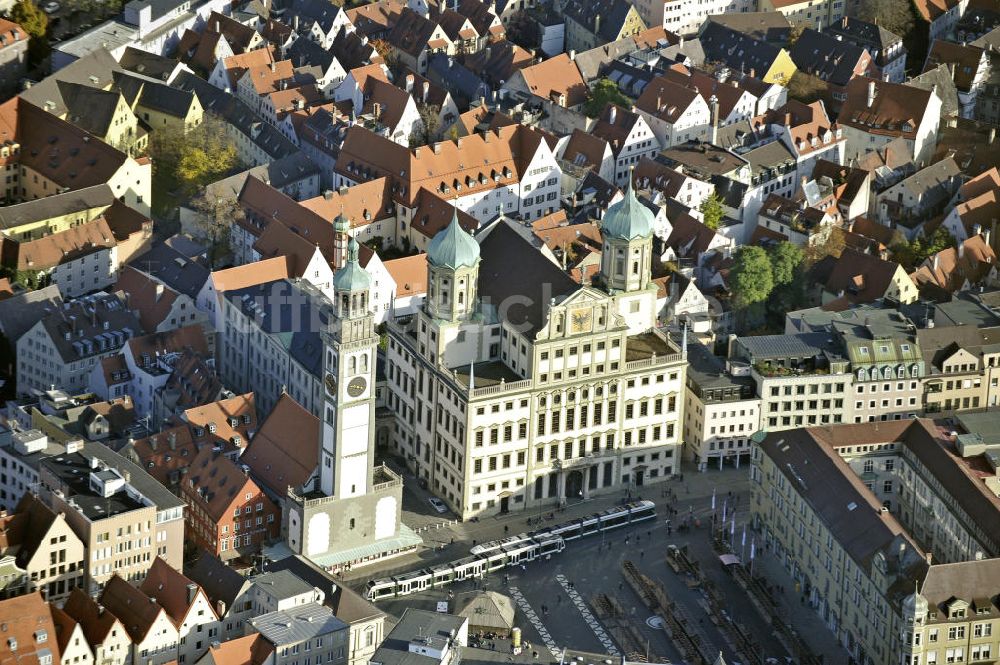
[187,191,242,269]
[854,0,914,38]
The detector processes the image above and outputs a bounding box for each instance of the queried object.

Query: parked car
[42,1,60,12]
[428,497,447,514]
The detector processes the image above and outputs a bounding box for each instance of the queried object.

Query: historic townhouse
[333,123,561,224]
[385,182,686,517]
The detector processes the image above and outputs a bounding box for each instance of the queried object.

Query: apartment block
[37,440,184,595]
[682,342,761,471]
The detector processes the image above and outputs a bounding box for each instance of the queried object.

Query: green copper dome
[332,237,370,292]
[427,209,480,270]
[334,210,350,234]
[601,177,655,241]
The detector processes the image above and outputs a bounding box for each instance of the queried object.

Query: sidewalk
[749,545,849,665]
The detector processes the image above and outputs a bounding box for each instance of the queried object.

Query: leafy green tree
[730,246,774,308]
[699,193,724,230]
[890,227,954,271]
[10,0,49,65]
[584,79,631,118]
[769,241,804,287]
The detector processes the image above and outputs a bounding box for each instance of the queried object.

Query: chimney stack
[867,80,876,108]
[405,74,414,93]
[422,81,429,103]
[609,105,617,124]
[709,95,719,145]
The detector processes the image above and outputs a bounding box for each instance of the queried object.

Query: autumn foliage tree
[9,0,49,65]
[151,116,240,196]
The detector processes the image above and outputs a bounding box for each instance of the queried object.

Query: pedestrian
[619,582,624,591]
[504,525,509,534]
[647,530,651,538]
[640,550,645,559]
[624,537,629,546]
[521,564,526,572]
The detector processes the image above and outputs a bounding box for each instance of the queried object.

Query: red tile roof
[241,394,318,498]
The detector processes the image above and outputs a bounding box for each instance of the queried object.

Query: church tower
[320,236,377,498]
[426,209,481,322]
[598,175,655,293]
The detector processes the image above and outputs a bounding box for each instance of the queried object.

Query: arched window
[857,368,866,381]
[349,518,356,529]
[349,356,357,374]
[361,353,368,373]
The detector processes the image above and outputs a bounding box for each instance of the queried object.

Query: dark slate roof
[117,71,195,117]
[756,426,926,573]
[789,28,868,87]
[477,219,578,335]
[265,152,322,189]
[56,81,122,136]
[224,278,330,378]
[172,71,299,160]
[705,12,791,44]
[906,63,961,117]
[129,243,211,300]
[0,285,63,342]
[427,53,489,105]
[286,0,346,33]
[286,34,337,71]
[561,0,637,42]
[185,552,248,611]
[118,46,179,82]
[823,17,903,68]
[699,22,783,77]
[265,555,384,624]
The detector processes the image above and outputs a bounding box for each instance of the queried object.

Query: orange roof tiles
[183,447,263,521]
[3,217,116,271]
[181,393,256,450]
[140,558,214,628]
[100,575,166,643]
[515,53,588,107]
[202,634,273,665]
[219,46,277,89]
[209,256,290,294]
[384,253,427,297]
[241,394,318,498]
[300,177,394,227]
[0,593,60,665]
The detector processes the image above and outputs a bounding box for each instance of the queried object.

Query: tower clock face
[347,376,367,398]
[324,373,337,396]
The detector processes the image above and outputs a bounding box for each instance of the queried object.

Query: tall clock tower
[321,236,377,498]
[286,237,417,569]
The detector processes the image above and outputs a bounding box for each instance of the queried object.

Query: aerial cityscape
[0,0,997,663]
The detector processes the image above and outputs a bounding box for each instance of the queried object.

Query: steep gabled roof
[241,394,319,498]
